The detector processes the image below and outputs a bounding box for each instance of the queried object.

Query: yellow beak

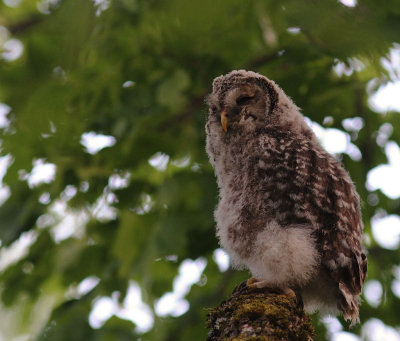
[221,109,228,132]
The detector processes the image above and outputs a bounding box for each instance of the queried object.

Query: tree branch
[8,15,44,35]
[207,282,314,341]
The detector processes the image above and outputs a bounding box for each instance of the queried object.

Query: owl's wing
[255,135,367,323]
[310,163,367,323]
[296,142,367,323]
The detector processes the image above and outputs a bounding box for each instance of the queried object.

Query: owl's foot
[246,278,298,302]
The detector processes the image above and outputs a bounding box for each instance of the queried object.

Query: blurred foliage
[0,0,400,340]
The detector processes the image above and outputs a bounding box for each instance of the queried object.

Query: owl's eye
[236,95,254,106]
[211,106,218,114]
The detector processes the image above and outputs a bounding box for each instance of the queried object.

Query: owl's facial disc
[219,86,259,132]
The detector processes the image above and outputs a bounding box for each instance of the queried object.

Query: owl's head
[206,70,305,136]
[206,70,279,133]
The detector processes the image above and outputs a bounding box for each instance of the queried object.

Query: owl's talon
[282,287,297,300]
[246,278,298,303]
[246,277,270,289]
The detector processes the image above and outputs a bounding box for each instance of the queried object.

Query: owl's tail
[338,282,361,326]
[338,251,367,327]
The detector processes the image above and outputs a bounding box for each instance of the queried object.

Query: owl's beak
[221,109,228,132]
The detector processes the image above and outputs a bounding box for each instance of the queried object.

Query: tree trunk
[206,281,315,341]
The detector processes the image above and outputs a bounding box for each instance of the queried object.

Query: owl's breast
[214,154,272,262]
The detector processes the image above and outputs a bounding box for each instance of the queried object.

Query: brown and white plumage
[205,70,367,324]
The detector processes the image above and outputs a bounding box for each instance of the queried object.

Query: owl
[205,70,367,325]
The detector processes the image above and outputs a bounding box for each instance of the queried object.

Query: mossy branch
[206,282,315,341]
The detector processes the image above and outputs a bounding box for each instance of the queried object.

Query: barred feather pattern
[205,70,367,325]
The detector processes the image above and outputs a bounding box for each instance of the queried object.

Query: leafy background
[0,0,400,340]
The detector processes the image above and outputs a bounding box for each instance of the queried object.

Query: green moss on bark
[207,282,314,341]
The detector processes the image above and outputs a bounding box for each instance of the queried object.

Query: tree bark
[207,281,314,341]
